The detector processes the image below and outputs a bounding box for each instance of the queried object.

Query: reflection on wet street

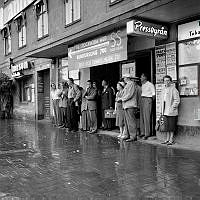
[0,120,200,199]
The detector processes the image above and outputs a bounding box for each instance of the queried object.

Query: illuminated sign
[127,19,168,39]
[11,61,28,74]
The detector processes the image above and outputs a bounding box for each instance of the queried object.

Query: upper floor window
[110,0,123,5]
[15,12,27,48]
[1,24,11,55]
[65,0,81,25]
[35,0,48,39]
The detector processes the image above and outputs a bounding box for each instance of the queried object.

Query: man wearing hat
[120,73,138,142]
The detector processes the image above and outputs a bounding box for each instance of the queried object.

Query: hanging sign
[68,28,127,69]
[127,19,168,39]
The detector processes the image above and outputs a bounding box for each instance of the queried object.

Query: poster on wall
[179,65,199,96]
[155,45,166,83]
[166,42,177,81]
[122,62,136,77]
[156,83,165,120]
[59,67,68,82]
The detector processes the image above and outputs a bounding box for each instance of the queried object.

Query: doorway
[90,62,120,90]
[134,51,156,136]
[37,69,50,120]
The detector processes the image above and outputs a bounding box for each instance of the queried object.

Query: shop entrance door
[90,62,120,90]
[37,69,50,120]
[135,51,156,136]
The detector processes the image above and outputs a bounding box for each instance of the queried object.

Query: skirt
[165,116,178,132]
[116,109,124,127]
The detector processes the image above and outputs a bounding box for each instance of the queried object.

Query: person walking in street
[120,74,138,142]
[140,73,155,140]
[101,80,115,131]
[67,78,81,132]
[160,75,180,145]
[83,80,98,134]
[51,83,62,126]
[114,81,125,138]
[58,82,68,128]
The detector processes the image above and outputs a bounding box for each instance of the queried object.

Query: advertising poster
[166,42,177,80]
[156,83,164,120]
[179,65,199,96]
[155,45,166,83]
[122,62,136,77]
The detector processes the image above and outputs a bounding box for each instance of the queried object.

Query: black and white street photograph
[0,0,200,199]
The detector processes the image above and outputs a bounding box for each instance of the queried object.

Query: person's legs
[143,98,152,138]
[89,110,97,132]
[140,99,145,136]
[125,108,137,140]
[102,109,107,129]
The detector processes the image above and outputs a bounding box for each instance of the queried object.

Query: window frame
[36,0,49,39]
[65,0,81,27]
[2,25,12,56]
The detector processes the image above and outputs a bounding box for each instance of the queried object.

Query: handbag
[104,109,116,118]
[157,102,168,132]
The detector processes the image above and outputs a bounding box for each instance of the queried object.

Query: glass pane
[73,0,80,21]
[66,0,72,24]
[19,30,22,47]
[8,36,11,53]
[23,26,27,46]
[38,15,43,38]
[43,12,48,35]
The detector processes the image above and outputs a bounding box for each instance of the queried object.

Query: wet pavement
[0,120,200,199]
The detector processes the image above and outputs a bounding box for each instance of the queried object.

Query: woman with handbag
[114,81,125,138]
[160,75,180,145]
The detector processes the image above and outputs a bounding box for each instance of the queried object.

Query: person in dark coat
[101,80,114,130]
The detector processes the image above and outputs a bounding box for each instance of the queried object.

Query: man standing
[67,78,81,132]
[101,80,114,131]
[120,74,138,142]
[140,73,155,140]
[83,80,97,134]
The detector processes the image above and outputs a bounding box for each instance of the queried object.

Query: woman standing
[51,83,62,126]
[160,75,180,145]
[114,82,125,138]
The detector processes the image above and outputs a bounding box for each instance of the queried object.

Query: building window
[65,0,80,25]
[1,24,12,55]
[35,0,48,39]
[15,12,27,48]
[110,0,123,5]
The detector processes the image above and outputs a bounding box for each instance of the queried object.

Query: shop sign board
[3,0,34,25]
[11,61,29,77]
[68,28,127,69]
[178,20,200,41]
[127,19,168,39]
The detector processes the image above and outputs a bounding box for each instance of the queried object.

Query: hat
[122,73,132,78]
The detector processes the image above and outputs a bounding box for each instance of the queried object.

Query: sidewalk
[97,129,200,152]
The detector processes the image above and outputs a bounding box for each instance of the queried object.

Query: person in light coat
[119,74,138,142]
[160,75,180,145]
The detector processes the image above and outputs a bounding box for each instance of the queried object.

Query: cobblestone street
[0,120,200,199]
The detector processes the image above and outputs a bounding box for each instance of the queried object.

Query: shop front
[10,60,36,120]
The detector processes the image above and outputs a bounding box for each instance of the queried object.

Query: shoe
[139,134,145,138]
[143,136,149,140]
[89,130,97,134]
[117,134,122,138]
[167,141,174,145]
[161,140,169,144]
[121,136,129,140]
[126,137,137,142]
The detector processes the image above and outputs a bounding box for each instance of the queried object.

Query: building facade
[0,0,200,145]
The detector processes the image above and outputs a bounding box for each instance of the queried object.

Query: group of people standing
[51,73,180,145]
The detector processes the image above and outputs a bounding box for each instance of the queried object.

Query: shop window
[65,0,81,26]
[1,24,12,55]
[35,0,48,39]
[15,12,27,48]
[19,78,34,103]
